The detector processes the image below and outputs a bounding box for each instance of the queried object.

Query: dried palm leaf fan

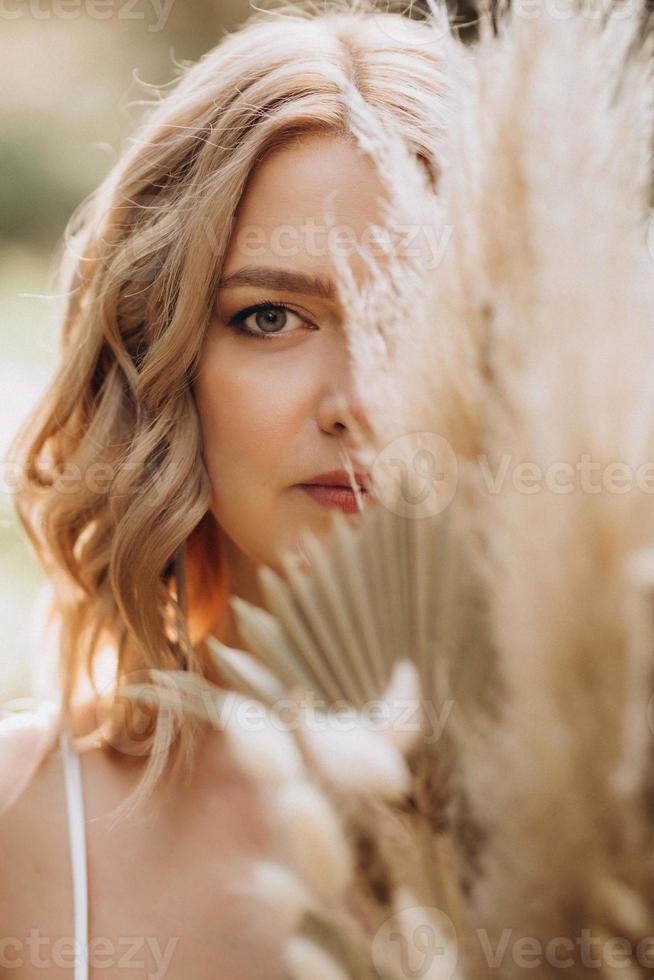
[119,0,654,976]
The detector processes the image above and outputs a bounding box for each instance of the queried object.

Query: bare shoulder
[0,702,126,937]
[0,698,98,832]
[0,709,72,955]
[0,704,63,832]
[0,711,289,978]
[0,709,154,971]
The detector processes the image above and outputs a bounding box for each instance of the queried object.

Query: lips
[298,468,370,491]
[293,468,374,513]
[296,484,367,514]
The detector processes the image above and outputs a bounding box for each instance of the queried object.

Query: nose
[316,345,372,445]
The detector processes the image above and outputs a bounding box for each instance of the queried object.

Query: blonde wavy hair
[8,0,450,802]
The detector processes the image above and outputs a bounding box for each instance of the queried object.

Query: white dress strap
[60,729,89,980]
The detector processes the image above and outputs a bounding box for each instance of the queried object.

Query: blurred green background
[0,0,253,703]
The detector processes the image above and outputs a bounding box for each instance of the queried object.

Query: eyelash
[226,299,316,341]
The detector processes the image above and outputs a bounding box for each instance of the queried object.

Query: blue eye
[227,301,313,341]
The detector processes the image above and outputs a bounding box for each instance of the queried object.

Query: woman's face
[193,132,387,603]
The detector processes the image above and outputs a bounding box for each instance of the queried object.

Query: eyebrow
[217,266,338,301]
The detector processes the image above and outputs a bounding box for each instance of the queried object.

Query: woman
[0,2,445,976]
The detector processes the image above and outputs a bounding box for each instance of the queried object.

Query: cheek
[194,339,305,499]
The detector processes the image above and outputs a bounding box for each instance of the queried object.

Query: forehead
[223,133,390,285]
